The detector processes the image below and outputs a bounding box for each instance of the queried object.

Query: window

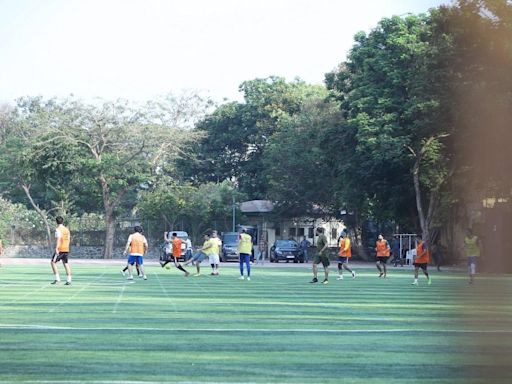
[275,227,281,236]
[289,227,296,236]
[298,228,305,236]
[308,228,314,238]
[331,228,337,240]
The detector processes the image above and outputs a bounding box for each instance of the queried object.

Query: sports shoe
[51,280,60,285]
[238,276,245,280]
[411,280,418,285]
[65,281,71,285]
[309,278,318,284]
[337,275,344,280]
[378,272,384,278]
[428,277,432,285]
[193,273,201,277]
[121,270,126,277]
[352,271,356,279]
[143,275,148,280]
[322,279,329,285]
[247,277,251,281]
[127,275,134,280]
[184,272,190,277]
[139,274,144,278]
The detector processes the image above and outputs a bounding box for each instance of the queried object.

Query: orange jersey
[129,233,147,256]
[415,241,430,264]
[339,237,351,257]
[172,238,182,257]
[375,239,390,257]
[56,225,70,253]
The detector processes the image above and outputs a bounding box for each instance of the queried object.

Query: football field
[0,261,511,383]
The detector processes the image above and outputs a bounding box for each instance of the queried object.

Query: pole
[232,195,236,232]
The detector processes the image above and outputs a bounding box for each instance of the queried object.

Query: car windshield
[222,234,238,244]
[276,240,298,248]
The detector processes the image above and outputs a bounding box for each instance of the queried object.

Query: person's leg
[174,257,189,276]
[239,254,244,278]
[412,265,419,284]
[323,261,329,283]
[382,261,387,277]
[342,262,353,274]
[63,261,72,284]
[245,254,251,278]
[337,262,343,279]
[51,259,60,283]
[127,263,134,279]
[376,260,383,276]
[311,262,318,282]
[422,265,431,284]
[468,258,476,283]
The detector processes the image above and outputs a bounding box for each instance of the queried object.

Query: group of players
[48,217,482,286]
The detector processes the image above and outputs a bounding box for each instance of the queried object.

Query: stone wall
[3,245,161,259]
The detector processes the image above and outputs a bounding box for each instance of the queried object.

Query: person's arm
[123,235,132,256]
[55,229,62,255]
[143,238,148,256]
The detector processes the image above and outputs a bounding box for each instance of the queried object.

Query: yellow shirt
[238,233,252,254]
[55,225,71,253]
[211,237,221,255]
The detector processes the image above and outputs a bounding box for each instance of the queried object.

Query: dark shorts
[467,256,478,265]
[337,256,349,263]
[414,262,428,270]
[313,254,330,267]
[51,252,69,264]
[377,256,389,264]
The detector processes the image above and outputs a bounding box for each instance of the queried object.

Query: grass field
[0,261,511,383]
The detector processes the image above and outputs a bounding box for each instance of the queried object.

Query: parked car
[270,239,304,263]
[221,231,255,262]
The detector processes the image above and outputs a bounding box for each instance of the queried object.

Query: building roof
[239,200,274,213]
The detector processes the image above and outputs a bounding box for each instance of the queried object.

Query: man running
[337,232,356,280]
[412,235,432,286]
[51,216,72,285]
[375,234,390,278]
[160,232,189,277]
[310,227,329,284]
[123,226,148,280]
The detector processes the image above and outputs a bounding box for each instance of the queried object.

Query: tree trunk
[103,212,115,259]
[21,184,53,253]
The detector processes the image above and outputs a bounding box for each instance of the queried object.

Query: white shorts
[208,254,220,264]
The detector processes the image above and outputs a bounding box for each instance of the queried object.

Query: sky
[0,0,450,104]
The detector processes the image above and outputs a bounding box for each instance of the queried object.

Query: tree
[179,77,327,198]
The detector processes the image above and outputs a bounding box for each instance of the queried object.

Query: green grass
[0,262,511,383]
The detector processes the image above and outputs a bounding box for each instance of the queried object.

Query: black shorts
[377,256,389,264]
[414,262,428,270]
[52,252,69,264]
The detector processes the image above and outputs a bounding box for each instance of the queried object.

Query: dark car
[221,232,239,262]
[221,231,255,262]
[270,240,304,263]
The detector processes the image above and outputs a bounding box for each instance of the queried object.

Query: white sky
[0,0,449,104]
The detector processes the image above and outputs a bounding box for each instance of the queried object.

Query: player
[238,228,252,281]
[375,234,390,278]
[310,227,330,284]
[123,226,148,280]
[160,232,189,277]
[210,230,222,275]
[50,216,72,285]
[412,235,432,286]
[464,228,481,284]
[182,232,212,276]
[337,232,356,280]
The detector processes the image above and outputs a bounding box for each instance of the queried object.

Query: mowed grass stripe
[0,263,511,383]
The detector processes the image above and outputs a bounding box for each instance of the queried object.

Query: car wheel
[293,259,298,263]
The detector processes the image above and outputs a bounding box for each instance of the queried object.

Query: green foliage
[0,198,46,243]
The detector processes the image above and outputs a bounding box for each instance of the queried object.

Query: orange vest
[339,238,351,257]
[415,241,430,264]
[172,238,182,257]
[56,225,70,253]
[376,239,390,257]
[129,233,146,255]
